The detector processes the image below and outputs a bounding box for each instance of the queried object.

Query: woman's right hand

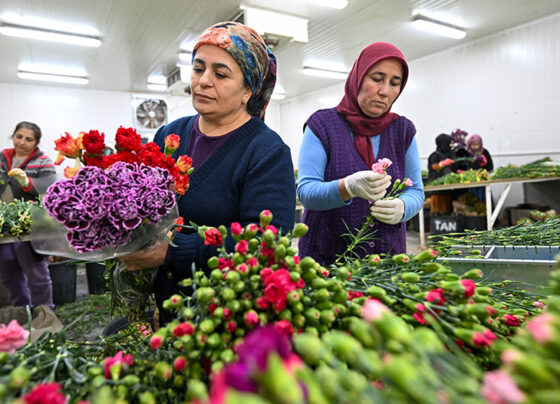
[342,171,391,201]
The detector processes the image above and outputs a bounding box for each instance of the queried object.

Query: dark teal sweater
[153,115,296,321]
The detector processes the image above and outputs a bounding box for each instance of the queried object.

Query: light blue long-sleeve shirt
[297,125,424,222]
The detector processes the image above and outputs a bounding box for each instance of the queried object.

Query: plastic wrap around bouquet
[31,161,179,260]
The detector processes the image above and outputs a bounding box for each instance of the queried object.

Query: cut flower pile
[2,208,559,403]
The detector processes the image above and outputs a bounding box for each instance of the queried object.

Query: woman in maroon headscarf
[297,42,424,266]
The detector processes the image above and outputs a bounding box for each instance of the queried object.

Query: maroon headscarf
[337,42,409,167]
[466,134,483,155]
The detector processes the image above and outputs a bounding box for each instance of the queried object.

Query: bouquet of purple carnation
[42,162,176,253]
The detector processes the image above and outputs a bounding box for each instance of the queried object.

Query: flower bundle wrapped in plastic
[42,162,175,253]
[31,128,192,324]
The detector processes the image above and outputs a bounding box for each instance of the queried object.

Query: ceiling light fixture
[270,92,286,101]
[303,66,348,80]
[411,15,466,39]
[17,70,89,85]
[147,83,167,92]
[179,51,192,64]
[303,0,348,9]
[240,6,308,43]
[0,23,101,47]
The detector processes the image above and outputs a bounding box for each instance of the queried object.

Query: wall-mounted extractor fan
[133,97,167,131]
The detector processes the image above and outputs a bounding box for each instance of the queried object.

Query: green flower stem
[335,214,375,265]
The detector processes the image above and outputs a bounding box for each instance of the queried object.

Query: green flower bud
[226,299,241,313]
[332,289,349,303]
[182,307,195,319]
[225,270,241,284]
[368,254,381,266]
[420,262,441,273]
[207,333,222,348]
[208,256,219,269]
[463,269,483,279]
[293,334,329,365]
[210,269,223,282]
[139,391,157,404]
[312,278,328,289]
[392,253,411,265]
[293,222,309,238]
[366,285,386,299]
[305,308,321,325]
[299,256,316,271]
[212,306,224,318]
[199,319,215,334]
[122,374,140,387]
[248,238,259,252]
[293,313,306,329]
[8,367,30,389]
[220,287,236,301]
[195,287,215,303]
[220,348,235,363]
[187,379,209,401]
[349,317,377,348]
[275,244,287,260]
[402,272,420,283]
[0,352,8,364]
[313,288,330,302]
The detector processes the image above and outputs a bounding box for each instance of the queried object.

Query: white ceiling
[1,0,559,99]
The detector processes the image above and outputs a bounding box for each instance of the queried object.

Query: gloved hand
[344,171,391,201]
[439,158,454,168]
[370,198,405,225]
[8,168,30,187]
[475,155,487,167]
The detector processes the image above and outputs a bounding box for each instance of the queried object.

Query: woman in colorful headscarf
[296,42,424,266]
[120,21,296,324]
[466,134,493,172]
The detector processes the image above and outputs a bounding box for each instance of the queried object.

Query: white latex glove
[344,171,391,201]
[8,168,30,187]
[370,198,405,225]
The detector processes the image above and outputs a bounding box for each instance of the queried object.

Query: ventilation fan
[134,98,167,130]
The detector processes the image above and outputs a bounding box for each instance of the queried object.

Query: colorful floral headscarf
[193,21,277,120]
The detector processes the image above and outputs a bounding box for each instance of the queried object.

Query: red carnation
[426,288,446,305]
[22,382,66,404]
[503,314,521,327]
[461,279,476,297]
[204,228,223,246]
[82,130,105,155]
[274,320,294,336]
[115,126,142,151]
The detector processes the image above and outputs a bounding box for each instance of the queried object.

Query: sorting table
[419,176,560,249]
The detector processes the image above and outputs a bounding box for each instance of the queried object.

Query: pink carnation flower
[404,178,413,186]
[362,298,390,321]
[371,158,392,174]
[481,370,525,404]
[526,313,555,344]
[0,320,29,354]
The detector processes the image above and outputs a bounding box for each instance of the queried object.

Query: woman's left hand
[119,238,170,271]
[370,198,405,225]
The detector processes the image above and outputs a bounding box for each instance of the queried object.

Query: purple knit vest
[298,107,415,266]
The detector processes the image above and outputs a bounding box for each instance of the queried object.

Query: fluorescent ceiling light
[17,70,89,85]
[303,0,348,9]
[147,83,167,92]
[270,92,286,100]
[303,66,348,80]
[0,23,101,47]
[241,6,308,43]
[179,51,192,64]
[147,75,167,85]
[411,15,466,39]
